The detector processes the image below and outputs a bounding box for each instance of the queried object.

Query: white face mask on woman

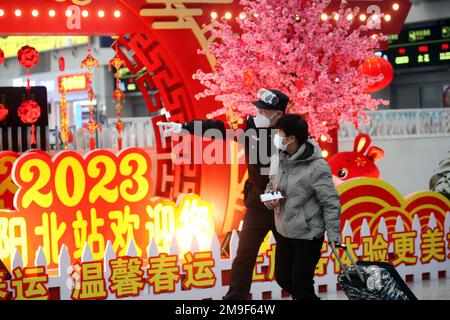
[254,111,278,128]
[274,133,291,151]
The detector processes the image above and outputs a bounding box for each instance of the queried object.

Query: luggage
[330,244,418,300]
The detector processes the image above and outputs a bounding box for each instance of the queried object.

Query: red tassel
[26,71,31,91]
[30,124,37,147]
[118,136,123,151]
[90,136,95,150]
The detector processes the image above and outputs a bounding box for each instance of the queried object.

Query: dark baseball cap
[251,89,289,112]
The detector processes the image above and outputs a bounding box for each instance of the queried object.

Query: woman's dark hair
[275,114,309,144]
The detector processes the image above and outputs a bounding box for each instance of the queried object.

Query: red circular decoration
[18,100,41,124]
[0,48,5,65]
[17,45,40,69]
[358,56,394,93]
[0,103,8,121]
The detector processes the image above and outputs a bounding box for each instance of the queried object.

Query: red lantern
[59,56,65,72]
[17,45,40,69]
[358,56,394,93]
[18,100,41,146]
[0,48,5,65]
[0,103,8,121]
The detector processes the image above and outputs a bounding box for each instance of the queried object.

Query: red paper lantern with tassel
[18,100,41,146]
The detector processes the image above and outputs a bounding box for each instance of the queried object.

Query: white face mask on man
[254,111,278,128]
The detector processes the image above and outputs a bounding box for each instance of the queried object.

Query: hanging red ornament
[0,48,5,65]
[17,45,40,69]
[18,100,41,124]
[18,100,41,146]
[112,88,126,102]
[81,48,100,71]
[59,56,65,72]
[358,56,394,93]
[109,43,127,151]
[81,42,101,150]
[108,45,125,78]
[0,103,8,121]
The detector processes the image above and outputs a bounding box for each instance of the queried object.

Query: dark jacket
[182,116,275,209]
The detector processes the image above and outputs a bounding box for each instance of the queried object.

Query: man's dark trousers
[223,198,280,300]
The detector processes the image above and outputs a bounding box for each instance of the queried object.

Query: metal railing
[338,108,450,141]
[4,109,450,152]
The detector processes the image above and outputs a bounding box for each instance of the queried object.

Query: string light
[49,10,56,17]
[347,13,353,21]
[384,14,391,22]
[15,9,22,17]
[65,9,72,17]
[322,150,329,158]
[0,9,4,17]
[320,135,328,142]
[114,10,121,18]
[82,10,88,18]
[333,13,339,21]
[321,13,328,21]
[359,14,366,21]
[32,10,39,17]
[239,12,246,19]
[98,10,105,18]
[393,3,400,11]
[225,12,232,20]
[210,11,218,19]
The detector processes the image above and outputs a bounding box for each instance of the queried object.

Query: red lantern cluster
[0,103,8,121]
[18,100,41,124]
[17,45,40,69]
[358,56,394,93]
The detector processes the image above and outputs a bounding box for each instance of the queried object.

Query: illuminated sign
[385,19,450,68]
[0,149,215,269]
[58,73,89,92]
[395,56,409,65]
[0,36,88,59]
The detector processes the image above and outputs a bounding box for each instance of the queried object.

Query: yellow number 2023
[19,159,53,209]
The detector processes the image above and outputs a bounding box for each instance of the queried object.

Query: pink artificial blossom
[193,0,389,139]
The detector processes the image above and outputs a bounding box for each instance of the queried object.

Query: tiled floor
[317,278,450,300]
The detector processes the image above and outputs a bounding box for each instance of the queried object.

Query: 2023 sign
[12,148,152,212]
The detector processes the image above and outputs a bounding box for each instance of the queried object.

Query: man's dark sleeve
[181,119,227,137]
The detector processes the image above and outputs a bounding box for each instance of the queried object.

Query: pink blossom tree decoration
[193,0,389,139]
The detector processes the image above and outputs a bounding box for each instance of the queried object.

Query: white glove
[157,122,183,138]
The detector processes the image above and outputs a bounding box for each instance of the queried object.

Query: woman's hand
[264,199,280,209]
